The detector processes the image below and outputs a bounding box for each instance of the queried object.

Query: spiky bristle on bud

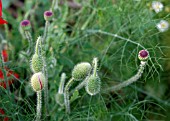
[31,72,45,92]
[31,54,43,73]
[44,11,53,21]
[72,62,92,81]
[138,50,149,61]
[85,75,101,96]
[20,20,31,31]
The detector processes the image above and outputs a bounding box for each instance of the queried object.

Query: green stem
[103,61,147,93]
[41,20,50,117]
[24,31,33,55]
[70,79,86,95]
[81,9,96,30]
[35,37,41,55]
[41,53,49,117]
[64,78,74,114]
[58,73,66,94]
[36,91,42,121]
[51,0,58,12]
[43,21,50,44]
[92,57,98,76]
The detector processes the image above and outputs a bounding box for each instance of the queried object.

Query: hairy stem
[43,57,49,115]
[43,21,50,44]
[24,31,33,55]
[36,91,42,121]
[70,79,86,95]
[58,73,66,94]
[35,37,41,55]
[92,57,98,76]
[103,61,147,93]
[64,78,74,114]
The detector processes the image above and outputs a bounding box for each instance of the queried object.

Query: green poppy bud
[85,75,101,96]
[72,62,91,81]
[31,72,45,92]
[31,54,43,73]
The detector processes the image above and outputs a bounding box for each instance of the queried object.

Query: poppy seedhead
[20,20,31,31]
[138,50,149,61]
[44,11,53,21]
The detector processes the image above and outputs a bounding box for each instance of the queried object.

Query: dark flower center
[21,20,30,26]
[139,50,148,58]
[44,11,53,16]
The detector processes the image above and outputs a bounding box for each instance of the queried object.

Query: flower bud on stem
[103,50,149,93]
[64,78,74,114]
[56,73,66,106]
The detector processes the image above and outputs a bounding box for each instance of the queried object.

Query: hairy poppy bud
[85,75,101,96]
[55,93,64,106]
[20,20,31,31]
[31,72,45,92]
[138,50,149,61]
[31,54,43,73]
[72,62,91,81]
[44,11,53,21]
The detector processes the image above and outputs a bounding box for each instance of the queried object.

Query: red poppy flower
[0,108,9,121]
[0,0,7,24]
[1,50,8,62]
[0,50,19,89]
[0,69,19,89]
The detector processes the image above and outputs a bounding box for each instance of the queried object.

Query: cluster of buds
[29,37,45,92]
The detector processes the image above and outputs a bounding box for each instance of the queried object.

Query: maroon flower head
[44,11,53,16]
[44,11,53,21]
[138,50,149,61]
[20,20,31,31]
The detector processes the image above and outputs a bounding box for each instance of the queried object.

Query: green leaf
[70,90,80,102]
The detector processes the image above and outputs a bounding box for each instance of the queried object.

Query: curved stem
[36,91,42,121]
[64,78,74,114]
[103,61,147,93]
[70,79,86,95]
